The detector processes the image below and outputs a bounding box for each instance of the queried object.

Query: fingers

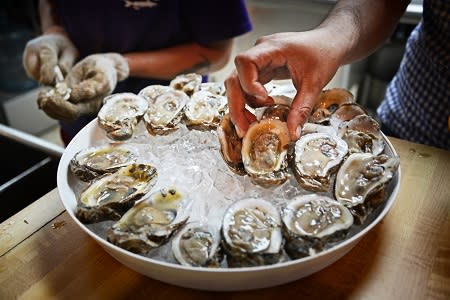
[287,87,320,141]
[69,72,111,102]
[22,45,40,81]
[38,44,59,85]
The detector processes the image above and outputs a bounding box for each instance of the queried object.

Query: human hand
[37,53,129,120]
[23,33,78,85]
[225,30,345,141]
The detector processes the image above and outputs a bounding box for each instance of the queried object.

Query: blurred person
[23,0,252,145]
[225,0,449,150]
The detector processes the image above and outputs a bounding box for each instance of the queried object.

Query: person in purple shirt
[23,0,252,145]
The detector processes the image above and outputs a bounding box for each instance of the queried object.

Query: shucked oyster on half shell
[172,222,223,267]
[107,186,191,254]
[335,153,400,224]
[75,163,158,224]
[69,144,138,182]
[281,194,354,259]
[241,118,290,187]
[291,132,348,192]
[170,73,202,96]
[184,90,227,130]
[221,198,284,267]
[97,93,148,141]
[143,90,189,135]
[309,88,355,124]
[217,113,245,175]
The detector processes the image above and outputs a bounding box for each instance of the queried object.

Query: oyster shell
[138,85,173,102]
[184,90,227,130]
[199,82,226,96]
[75,163,158,224]
[172,222,223,267]
[329,103,367,130]
[217,113,245,175]
[335,153,400,223]
[260,104,290,122]
[143,90,188,135]
[70,144,138,182]
[337,115,385,155]
[170,73,202,96]
[282,194,354,259]
[309,88,354,124]
[97,93,148,141]
[241,118,290,187]
[107,186,191,254]
[291,132,348,192]
[221,198,283,267]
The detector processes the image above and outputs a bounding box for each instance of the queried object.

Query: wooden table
[1,137,449,299]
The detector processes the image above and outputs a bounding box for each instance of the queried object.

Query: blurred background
[0,0,421,221]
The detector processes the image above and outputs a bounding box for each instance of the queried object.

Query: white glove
[37,53,129,121]
[23,33,78,85]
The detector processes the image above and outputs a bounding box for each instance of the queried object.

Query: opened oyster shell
[172,222,223,267]
[170,73,202,96]
[143,90,188,135]
[217,113,245,175]
[97,93,148,141]
[138,85,173,102]
[309,88,354,124]
[241,118,290,187]
[221,198,283,267]
[75,163,158,224]
[198,82,226,96]
[335,153,400,223]
[329,103,367,130]
[70,144,138,182]
[282,194,353,259]
[184,90,227,130]
[107,186,191,254]
[291,132,348,192]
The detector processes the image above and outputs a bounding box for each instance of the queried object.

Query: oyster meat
[138,85,173,102]
[309,88,354,124]
[282,194,354,259]
[107,186,191,254]
[170,73,202,96]
[217,113,245,175]
[291,132,348,192]
[335,153,400,223]
[198,82,226,96]
[75,163,158,224]
[221,198,283,267]
[70,144,138,182]
[172,222,223,267]
[97,93,148,141]
[241,118,290,187]
[184,90,227,130]
[143,90,188,135]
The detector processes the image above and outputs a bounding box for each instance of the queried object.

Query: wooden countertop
[1,137,449,299]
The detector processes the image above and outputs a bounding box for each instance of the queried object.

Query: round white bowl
[57,119,400,291]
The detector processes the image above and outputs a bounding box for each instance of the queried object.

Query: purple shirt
[55,0,252,141]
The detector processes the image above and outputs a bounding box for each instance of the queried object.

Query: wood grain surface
[1,137,449,299]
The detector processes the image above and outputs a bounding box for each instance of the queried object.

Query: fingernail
[235,125,246,138]
[295,126,302,139]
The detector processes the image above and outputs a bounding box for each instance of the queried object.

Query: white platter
[57,118,401,291]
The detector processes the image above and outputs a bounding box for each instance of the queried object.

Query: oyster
[75,163,158,224]
[172,222,223,267]
[143,90,188,135]
[260,104,290,122]
[221,198,283,267]
[170,73,202,96]
[97,93,148,141]
[138,85,173,102]
[241,118,290,187]
[70,144,138,182]
[329,103,367,130]
[282,194,354,259]
[199,82,226,96]
[309,88,354,124]
[335,153,400,223]
[217,113,245,175]
[184,90,227,130]
[337,115,385,155]
[291,132,348,192]
[107,186,191,254]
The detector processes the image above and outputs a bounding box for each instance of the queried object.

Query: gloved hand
[37,53,129,121]
[23,33,79,85]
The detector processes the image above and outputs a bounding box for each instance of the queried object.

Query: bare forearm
[124,40,233,80]
[320,0,411,65]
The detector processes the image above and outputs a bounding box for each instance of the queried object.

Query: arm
[124,39,234,80]
[226,0,411,141]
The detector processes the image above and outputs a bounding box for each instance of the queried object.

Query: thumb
[287,88,320,141]
[39,45,59,85]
